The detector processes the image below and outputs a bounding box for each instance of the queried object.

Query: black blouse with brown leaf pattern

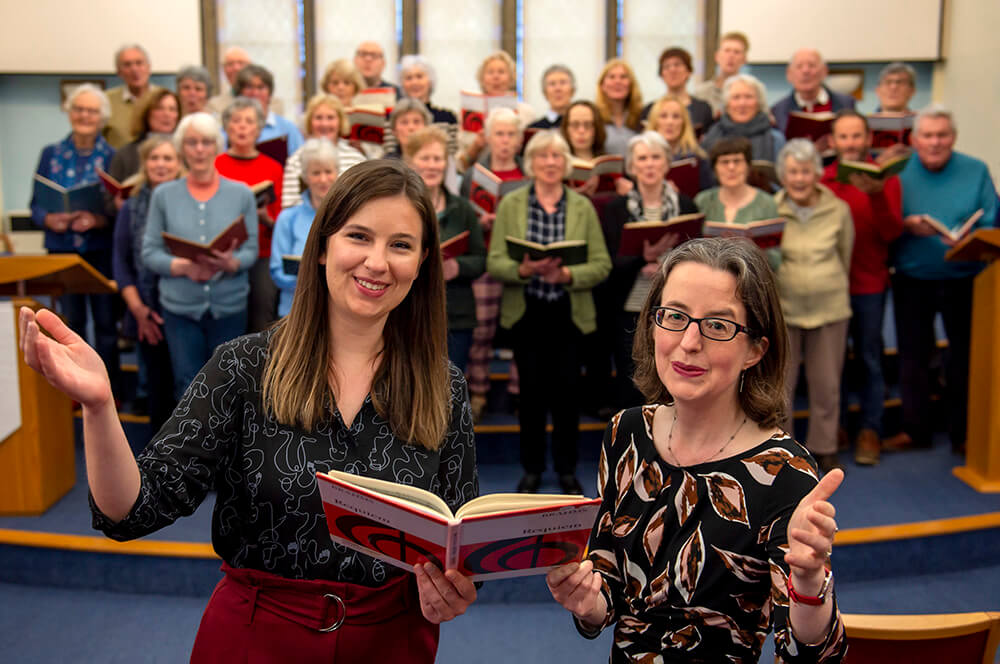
[577,406,847,663]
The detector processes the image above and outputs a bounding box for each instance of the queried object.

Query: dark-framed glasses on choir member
[651,306,756,342]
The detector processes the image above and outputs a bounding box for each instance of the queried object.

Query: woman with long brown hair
[18,160,478,663]
[595,59,644,156]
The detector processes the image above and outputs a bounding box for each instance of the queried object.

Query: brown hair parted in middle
[261,159,451,450]
[708,135,753,169]
[131,88,181,138]
[631,236,788,429]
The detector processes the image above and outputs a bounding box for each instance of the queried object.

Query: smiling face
[652,100,685,143]
[531,144,567,187]
[309,103,341,140]
[144,142,181,188]
[654,261,764,406]
[726,80,759,124]
[178,79,209,115]
[304,158,337,205]
[911,115,956,171]
[148,95,180,134]
[225,107,261,152]
[601,65,631,102]
[781,156,819,205]
[630,141,669,188]
[320,194,425,327]
[409,140,447,191]
[660,56,691,92]
[401,67,431,102]
[482,59,513,96]
[543,71,574,113]
[68,90,103,138]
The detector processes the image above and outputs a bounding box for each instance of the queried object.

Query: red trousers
[190,563,439,663]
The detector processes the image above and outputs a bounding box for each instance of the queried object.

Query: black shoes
[517,473,542,493]
[558,474,583,495]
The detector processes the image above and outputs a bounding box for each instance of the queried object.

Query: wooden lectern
[946,229,1000,492]
[0,255,117,514]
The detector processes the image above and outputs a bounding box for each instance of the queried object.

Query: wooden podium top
[0,255,116,296]
[945,228,1000,263]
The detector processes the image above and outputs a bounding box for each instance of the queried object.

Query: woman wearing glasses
[546,237,847,663]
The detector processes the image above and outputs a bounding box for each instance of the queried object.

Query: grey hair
[222,96,265,129]
[177,65,213,96]
[389,97,432,129]
[878,61,917,88]
[173,112,224,155]
[63,83,112,128]
[776,137,822,181]
[485,107,522,136]
[626,131,671,173]
[722,74,767,112]
[914,103,956,135]
[299,137,340,172]
[542,64,576,93]
[114,44,150,69]
[523,130,574,179]
[398,54,436,94]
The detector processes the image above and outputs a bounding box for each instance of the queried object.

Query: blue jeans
[849,292,887,433]
[447,329,473,374]
[162,308,247,401]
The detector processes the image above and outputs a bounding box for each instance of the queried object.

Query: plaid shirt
[525,186,567,301]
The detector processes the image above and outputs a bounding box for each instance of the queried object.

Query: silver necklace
[667,408,748,466]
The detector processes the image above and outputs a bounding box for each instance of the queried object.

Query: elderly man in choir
[822,110,904,466]
[104,44,162,148]
[885,105,998,456]
[693,31,749,117]
[875,62,917,113]
[771,48,855,134]
[354,41,400,95]
[206,47,250,115]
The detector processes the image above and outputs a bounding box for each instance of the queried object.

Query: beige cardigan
[775,185,854,329]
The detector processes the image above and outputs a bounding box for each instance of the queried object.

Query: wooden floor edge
[834,511,1000,546]
[3,512,999,559]
[0,528,218,559]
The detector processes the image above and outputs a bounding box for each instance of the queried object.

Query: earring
[738,370,745,394]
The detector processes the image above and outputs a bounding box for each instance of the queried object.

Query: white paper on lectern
[0,300,22,443]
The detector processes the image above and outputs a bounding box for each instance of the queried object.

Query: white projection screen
[0,0,202,73]
[720,0,943,64]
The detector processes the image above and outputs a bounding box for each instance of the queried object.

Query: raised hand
[413,562,477,624]
[19,307,112,409]
[785,468,843,591]
[546,560,605,624]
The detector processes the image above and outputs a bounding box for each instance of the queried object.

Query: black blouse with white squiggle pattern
[91,330,479,587]
[578,405,847,663]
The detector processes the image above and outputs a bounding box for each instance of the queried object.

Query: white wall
[932,0,1000,185]
[0,0,201,73]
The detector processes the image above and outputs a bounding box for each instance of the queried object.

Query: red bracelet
[786,568,833,606]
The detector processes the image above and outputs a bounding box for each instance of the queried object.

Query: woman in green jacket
[406,127,486,371]
[487,130,612,495]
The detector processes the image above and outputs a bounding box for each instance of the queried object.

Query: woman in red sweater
[216,97,284,331]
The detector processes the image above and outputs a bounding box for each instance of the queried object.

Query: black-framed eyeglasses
[651,307,757,342]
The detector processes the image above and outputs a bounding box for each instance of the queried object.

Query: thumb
[35,308,84,346]
[805,468,844,504]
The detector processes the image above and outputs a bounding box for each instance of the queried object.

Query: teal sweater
[895,151,998,280]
